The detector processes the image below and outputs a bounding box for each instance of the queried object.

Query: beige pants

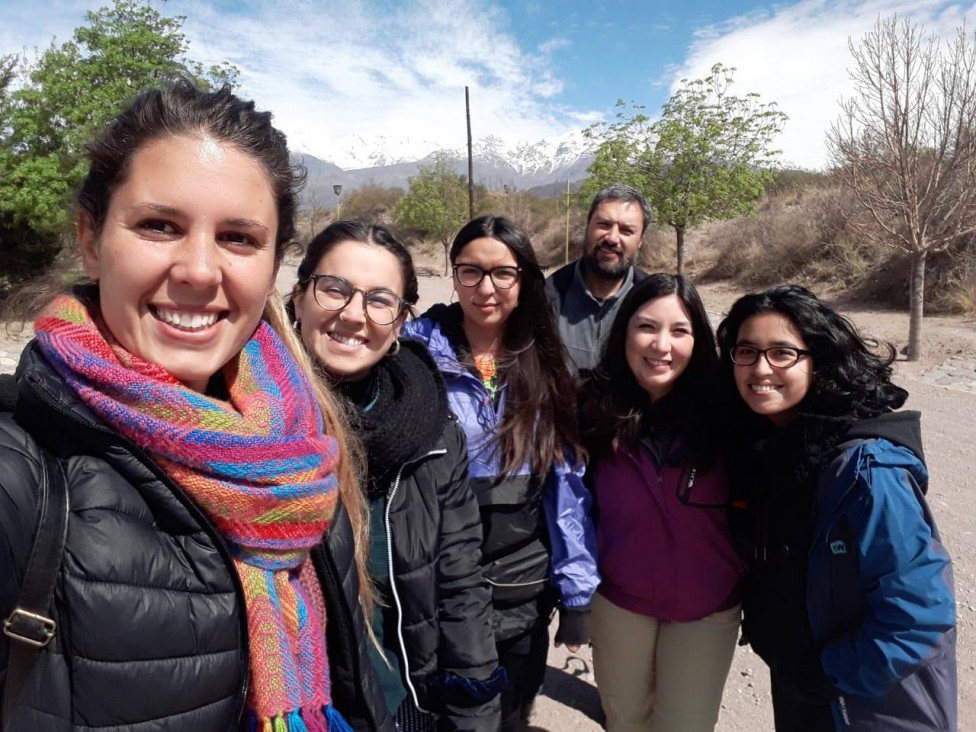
[591,592,741,732]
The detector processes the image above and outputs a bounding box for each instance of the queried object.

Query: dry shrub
[641,228,678,272]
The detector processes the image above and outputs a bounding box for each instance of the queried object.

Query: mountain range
[295,131,595,206]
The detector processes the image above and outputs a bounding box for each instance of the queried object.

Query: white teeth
[751,384,780,392]
[156,308,218,331]
[330,333,366,346]
[647,359,669,367]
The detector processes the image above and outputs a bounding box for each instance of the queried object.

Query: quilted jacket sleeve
[431,419,502,731]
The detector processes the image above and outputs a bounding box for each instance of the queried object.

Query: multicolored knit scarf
[35,294,351,732]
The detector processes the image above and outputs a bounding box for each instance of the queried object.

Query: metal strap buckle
[3,608,57,648]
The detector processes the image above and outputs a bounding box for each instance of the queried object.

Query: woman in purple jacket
[582,274,745,732]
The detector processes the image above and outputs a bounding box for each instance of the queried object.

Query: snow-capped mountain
[297,130,595,206]
[464,131,592,177]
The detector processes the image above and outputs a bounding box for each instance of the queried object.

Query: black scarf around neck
[337,339,448,495]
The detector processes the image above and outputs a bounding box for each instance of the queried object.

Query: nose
[174,231,222,288]
[340,289,368,324]
[652,331,670,352]
[475,275,496,295]
[750,354,775,376]
[605,225,622,245]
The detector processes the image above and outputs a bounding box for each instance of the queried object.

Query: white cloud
[170,0,588,167]
[670,0,976,170]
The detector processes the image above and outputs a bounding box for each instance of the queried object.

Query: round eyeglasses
[452,264,521,289]
[729,345,811,369]
[306,274,405,326]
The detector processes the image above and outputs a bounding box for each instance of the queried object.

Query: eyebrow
[634,316,692,328]
[736,339,801,347]
[132,203,270,233]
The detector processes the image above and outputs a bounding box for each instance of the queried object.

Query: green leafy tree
[584,64,787,274]
[394,154,469,274]
[0,0,238,284]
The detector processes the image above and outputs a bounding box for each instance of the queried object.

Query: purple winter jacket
[592,439,745,622]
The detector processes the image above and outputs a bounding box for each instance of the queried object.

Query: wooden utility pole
[465,86,474,219]
[564,179,571,264]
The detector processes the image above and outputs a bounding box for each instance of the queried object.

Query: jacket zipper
[383,446,447,715]
[23,373,252,718]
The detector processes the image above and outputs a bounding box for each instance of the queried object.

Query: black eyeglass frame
[729,345,812,369]
[305,273,406,326]
[452,264,522,289]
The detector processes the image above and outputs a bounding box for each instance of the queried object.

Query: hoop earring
[293,319,302,332]
[450,289,458,304]
[389,339,401,357]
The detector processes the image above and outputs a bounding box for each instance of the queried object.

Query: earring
[389,339,401,357]
[450,289,458,304]
[293,320,302,332]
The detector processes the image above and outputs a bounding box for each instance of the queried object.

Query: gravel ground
[2,269,972,731]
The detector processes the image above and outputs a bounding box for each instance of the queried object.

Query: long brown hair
[450,216,584,474]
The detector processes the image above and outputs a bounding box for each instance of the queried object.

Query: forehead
[455,236,517,264]
[590,199,645,229]
[737,312,807,346]
[315,240,405,293]
[631,293,691,323]
[115,135,276,213]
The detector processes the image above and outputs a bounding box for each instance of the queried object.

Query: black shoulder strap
[2,449,69,729]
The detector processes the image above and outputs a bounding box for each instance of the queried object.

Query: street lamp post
[333,184,343,220]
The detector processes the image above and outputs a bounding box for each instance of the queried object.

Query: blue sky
[1,0,973,170]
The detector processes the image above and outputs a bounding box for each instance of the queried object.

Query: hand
[553,606,590,650]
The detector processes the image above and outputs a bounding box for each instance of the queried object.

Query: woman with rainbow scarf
[0,80,391,731]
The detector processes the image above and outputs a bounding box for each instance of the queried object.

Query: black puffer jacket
[344,342,501,731]
[0,343,393,731]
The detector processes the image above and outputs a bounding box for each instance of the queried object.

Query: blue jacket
[811,413,956,730]
[403,308,599,641]
[732,411,956,731]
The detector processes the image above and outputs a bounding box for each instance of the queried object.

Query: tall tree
[583,64,787,274]
[828,16,976,361]
[0,0,237,284]
[394,154,470,274]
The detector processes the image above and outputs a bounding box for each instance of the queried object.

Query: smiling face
[293,240,405,381]
[582,199,644,280]
[453,236,521,341]
[625,294,695,401]
[733,312,814,426]
[78,135,278,392]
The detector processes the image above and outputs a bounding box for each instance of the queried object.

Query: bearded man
[545,184,653,377]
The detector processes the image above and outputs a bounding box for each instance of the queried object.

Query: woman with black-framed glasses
[717,285,956,731]
[580,274,744,732]
[289,221,503,732]
[404,215,599,732]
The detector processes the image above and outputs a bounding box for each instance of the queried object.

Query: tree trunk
[907,249,926,361]
[442,240,450,276]
[675,225,686,275]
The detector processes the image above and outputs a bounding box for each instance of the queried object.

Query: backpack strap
[2,448,69,728]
